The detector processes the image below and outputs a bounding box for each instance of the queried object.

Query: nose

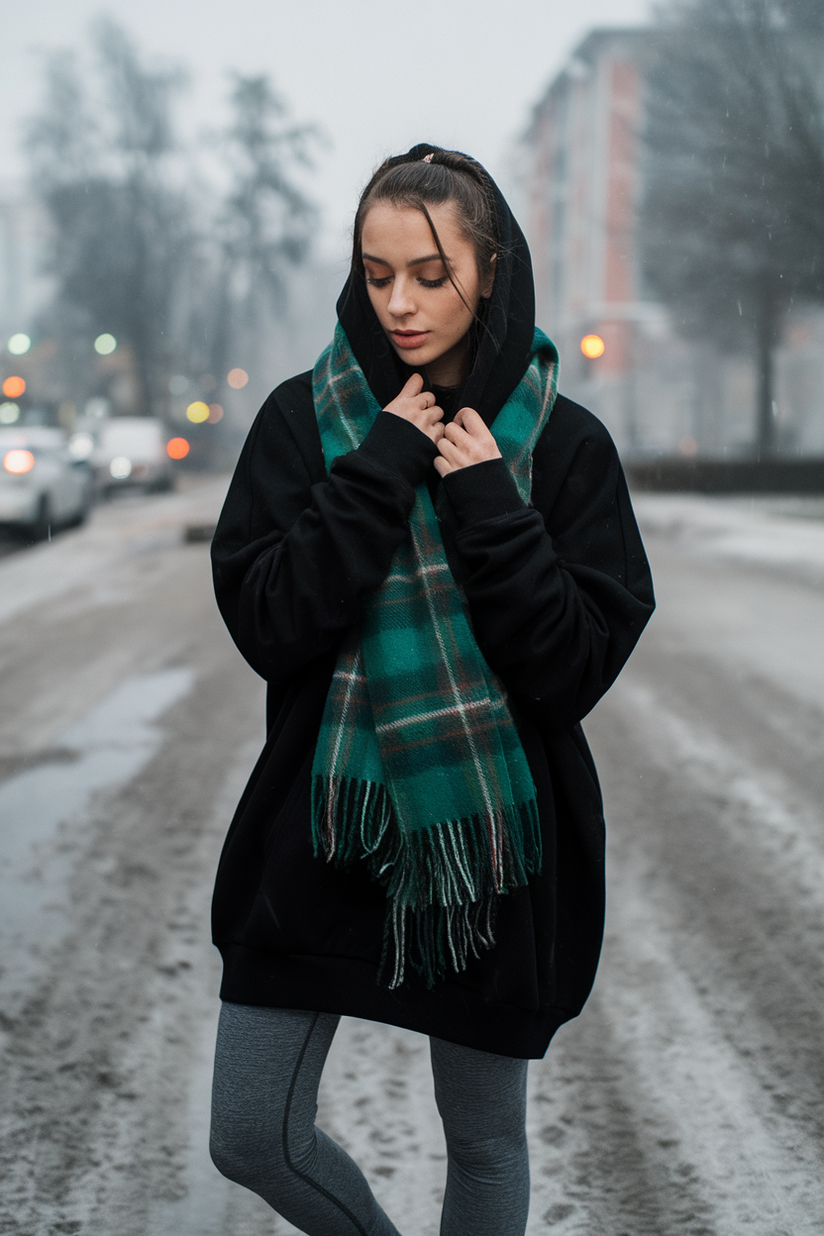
[387,276,416,318]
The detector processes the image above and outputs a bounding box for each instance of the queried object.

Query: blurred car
[0,426,95,539]
[70,416,174,495]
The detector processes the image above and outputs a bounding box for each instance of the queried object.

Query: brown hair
[352,145,499,315]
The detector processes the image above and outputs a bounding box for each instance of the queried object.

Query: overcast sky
[4,0,651,258]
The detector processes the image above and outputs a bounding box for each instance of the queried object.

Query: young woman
[209,144,654,1236]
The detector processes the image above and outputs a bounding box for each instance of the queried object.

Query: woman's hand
[434,407,502,477]
[384,374,444,445]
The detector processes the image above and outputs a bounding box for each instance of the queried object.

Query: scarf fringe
[312,774,541,989]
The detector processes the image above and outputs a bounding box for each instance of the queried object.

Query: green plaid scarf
[311,323,559,988]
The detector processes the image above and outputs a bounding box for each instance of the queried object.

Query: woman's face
[361,200,494,387]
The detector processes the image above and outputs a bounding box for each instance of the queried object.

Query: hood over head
[336,143,536,426]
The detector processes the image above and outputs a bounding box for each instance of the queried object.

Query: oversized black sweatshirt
[210,371,654,1059]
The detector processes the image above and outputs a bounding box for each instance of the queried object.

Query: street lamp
[580,334,605,359]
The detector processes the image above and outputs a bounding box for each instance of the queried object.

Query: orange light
[580,334,605,360]
[207,403,223,423]
[2,375,26,398]
[166,437,190,460]
[4,448,35,474]
[227,368,248,389]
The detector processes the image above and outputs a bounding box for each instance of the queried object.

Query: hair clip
[422,153,434,163]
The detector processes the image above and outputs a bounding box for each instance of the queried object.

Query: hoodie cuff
[442,457,526,526]
[358,410,439,488]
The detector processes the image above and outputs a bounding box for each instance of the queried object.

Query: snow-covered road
[1,484,823,1235]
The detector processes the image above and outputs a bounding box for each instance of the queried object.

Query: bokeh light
[186,400,210,423]
[0,402,20,424]
[68,431,95,460]
[169,375,190,396]
[580,334,605,359]
[3,448,35,475]
[94,333,117,355]
[207,403,223,424]
[227,368,248,389]
[167,437,190,460]
[2,376,26,399]
[109,456,132,479]
[8,334,31,355]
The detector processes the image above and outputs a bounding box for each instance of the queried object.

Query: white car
[70,417,174,494]
[0,426,95,539]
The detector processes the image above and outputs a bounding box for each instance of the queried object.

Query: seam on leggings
[282,1012,370,1236]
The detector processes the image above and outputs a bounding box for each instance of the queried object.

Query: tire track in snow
[526,664,824,1234]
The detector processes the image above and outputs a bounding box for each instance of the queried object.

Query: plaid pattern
[311,323,559,986]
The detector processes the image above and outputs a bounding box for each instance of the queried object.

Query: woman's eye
[365,275,391,288]
[419,276,448,289]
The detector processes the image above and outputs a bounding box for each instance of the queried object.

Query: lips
[390,330,429,350]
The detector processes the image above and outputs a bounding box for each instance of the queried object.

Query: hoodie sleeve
[440,395,654,732]
[211,373,438,683]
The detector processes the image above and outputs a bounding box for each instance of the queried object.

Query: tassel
[313,776,541,990]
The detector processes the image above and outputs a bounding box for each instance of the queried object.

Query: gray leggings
[210,1002,530,1236]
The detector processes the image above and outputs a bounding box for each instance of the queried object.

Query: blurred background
[3,0,821,478]
[2,3,824,1235]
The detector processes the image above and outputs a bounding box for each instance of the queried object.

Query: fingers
[453,406,483,432]
[435,408,501,471]
[417,414,443,447]
[382,376,443,444]
[440,421,474,450]
[436,433,462,466]
[401,372,424,396]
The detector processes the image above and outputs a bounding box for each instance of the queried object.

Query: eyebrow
[362,252,445,268]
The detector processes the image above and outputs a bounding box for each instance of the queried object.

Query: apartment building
[519,29,824,457]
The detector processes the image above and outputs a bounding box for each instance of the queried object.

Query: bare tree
[641,0,824,456]
[26,23,320,432]
[27,19,191,416]
[204,73,320,387]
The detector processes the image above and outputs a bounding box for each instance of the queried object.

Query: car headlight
[69,432,95,461]
[110,456,132,479]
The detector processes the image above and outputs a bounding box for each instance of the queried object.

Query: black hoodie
[210,150,654,1058]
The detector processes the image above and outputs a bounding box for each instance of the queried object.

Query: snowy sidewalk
[631,492,824,586]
